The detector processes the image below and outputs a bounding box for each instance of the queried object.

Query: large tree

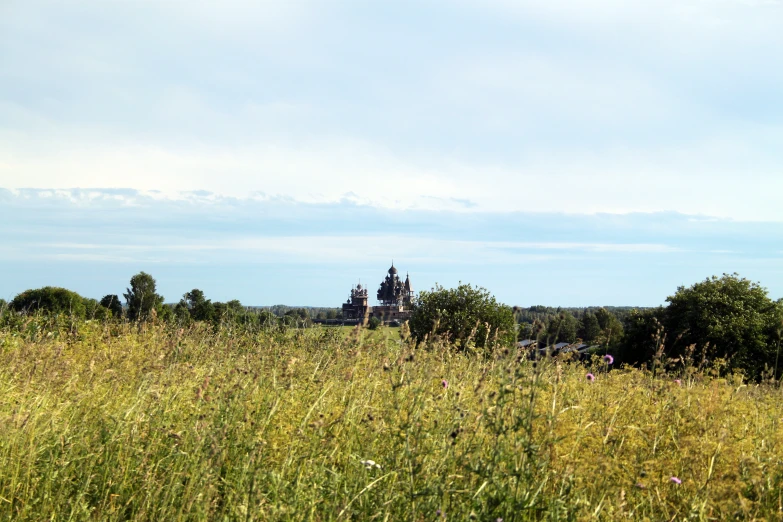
[618,274,783,380]
[409,283,515,351]
[123,272,164,322]
[663,274,782,379]
[10,287,88,318]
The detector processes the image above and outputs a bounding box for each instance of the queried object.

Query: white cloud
[2,126,782,220]
[2,0,782,222]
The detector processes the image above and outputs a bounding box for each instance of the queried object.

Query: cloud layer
[1,1,782,219]
[1,189,781,306]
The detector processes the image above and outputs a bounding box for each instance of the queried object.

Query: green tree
[10,287,88,318]
[83,298,111,321]
[594,307,624,344]
[663,273,783,379]
[577,313,601,343]
[258,310,279,328]
[173,302,193,325]
[123,272,164,322]
[100,294,123,319]
[180,289,216,322]
[409,283,515,351]
[541,311,578,345]
[283,308,312,328]
[617,307,665,365]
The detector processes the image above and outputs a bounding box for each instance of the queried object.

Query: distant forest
[2,271,782,381]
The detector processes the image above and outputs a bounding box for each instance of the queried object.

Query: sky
[1,1,782,307]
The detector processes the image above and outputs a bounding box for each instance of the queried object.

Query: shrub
[368,316,381,330]
[409,283,515,351]
[10,287,88,318]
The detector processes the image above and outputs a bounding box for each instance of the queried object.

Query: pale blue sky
[1,2,781,306]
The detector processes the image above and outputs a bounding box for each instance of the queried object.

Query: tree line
[1,272,315,330]
[2,272,781,380]
[405,275,782,381]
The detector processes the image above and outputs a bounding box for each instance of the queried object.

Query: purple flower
[603,354,614,365]
[674,379,682,386]
[586,373,595,381]
[441,379,448,388]
[436,509,442,517]
[670,476,682,484]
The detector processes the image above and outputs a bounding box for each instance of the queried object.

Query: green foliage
[409,283,515,351]
[664,273,782,379]
[541,311,578,344]
[577,312,601,342]
[258,310,279,327]
[179,288,216,323]
[100,294,123,319]
[368,316,382,330]
[617,307,665,365]
[123,272,164,322]
[618,274,783,380]
[82,297,111,321]
[10,286,88,318]
[282,308,313,328]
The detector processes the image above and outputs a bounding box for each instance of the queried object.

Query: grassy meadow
[1,320,782,521]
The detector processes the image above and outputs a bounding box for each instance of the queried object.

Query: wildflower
[603,354,614,365]
[436,509,442,517]
[496,518,504,522]
[670,476,682,484]
[674,379,682,386]
[441,379,448,388]
[360,459,381,470]
[586,373,595,381]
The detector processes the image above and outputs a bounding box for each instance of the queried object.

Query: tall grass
[1,319,781,520]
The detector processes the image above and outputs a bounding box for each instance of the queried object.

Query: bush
[618,274,783,380]
[368,316,381,330]
[10,287,89,318]
[409,283,515,351]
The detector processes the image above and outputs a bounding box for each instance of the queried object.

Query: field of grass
[1,320,782,520]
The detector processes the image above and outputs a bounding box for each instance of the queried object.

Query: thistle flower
[603,354,614,365]
[586,373,595,381]
[670,476,682,484]
[674,379,682,386]
[441,379,448,388]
